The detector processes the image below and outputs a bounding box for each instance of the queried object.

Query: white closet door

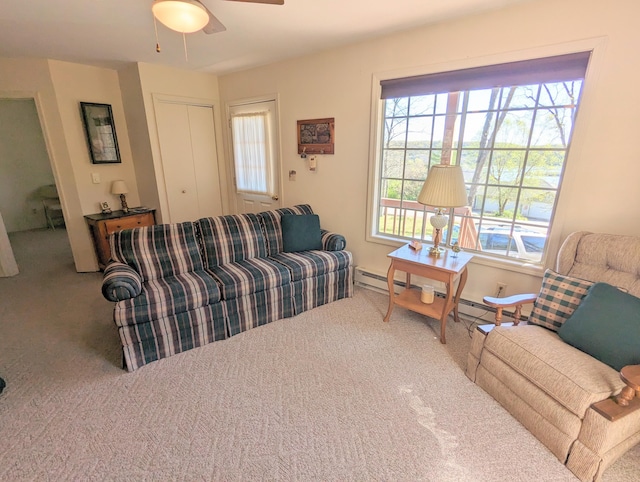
[155,100,223,223]
[189,105,223,218]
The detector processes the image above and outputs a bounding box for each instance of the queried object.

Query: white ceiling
[0,0,535,75]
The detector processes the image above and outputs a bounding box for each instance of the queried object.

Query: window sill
[467,252,544,277]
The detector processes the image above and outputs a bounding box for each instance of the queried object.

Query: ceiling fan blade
[196,1,227,34]
[225,0,284,5]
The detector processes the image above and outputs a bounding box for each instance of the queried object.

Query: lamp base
[120,194,129,213]
[429,222,446,257]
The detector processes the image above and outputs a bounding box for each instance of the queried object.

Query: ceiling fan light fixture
[152,0,209,33]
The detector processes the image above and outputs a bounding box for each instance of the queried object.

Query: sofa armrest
[321,229,346,251]
[483,293,537,326]
[102,262,142,302]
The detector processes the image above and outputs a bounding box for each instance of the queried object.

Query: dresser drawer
[104,213,153,235]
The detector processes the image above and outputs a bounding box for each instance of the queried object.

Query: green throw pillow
[281,214,322,253]
[558,282,640,371]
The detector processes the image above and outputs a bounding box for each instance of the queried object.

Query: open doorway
[0,98,72,276]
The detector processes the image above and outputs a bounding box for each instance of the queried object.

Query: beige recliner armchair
[466,231,640,481]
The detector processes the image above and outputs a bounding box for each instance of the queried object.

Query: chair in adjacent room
[40,184,64,230]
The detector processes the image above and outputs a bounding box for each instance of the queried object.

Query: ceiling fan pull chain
[153,16,161,53]
[183,33,189,61]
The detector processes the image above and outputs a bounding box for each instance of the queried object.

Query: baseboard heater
[353,266,526,322]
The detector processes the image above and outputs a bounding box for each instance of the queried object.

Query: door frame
[225,94,283,214]
[0,92,80,270]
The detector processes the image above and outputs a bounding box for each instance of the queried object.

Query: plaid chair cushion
[258,204,314,256]
[269,250,353,282]
[529,269,594,332]
[208,258,292,300]
[197,214,267,268]
[109,222,203,282]
[113,270,222,327]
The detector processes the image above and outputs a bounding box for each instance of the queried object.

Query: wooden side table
[84,208,156,269]
[383,244,473,344]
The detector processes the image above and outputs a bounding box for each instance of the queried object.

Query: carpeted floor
[0,229,638,481]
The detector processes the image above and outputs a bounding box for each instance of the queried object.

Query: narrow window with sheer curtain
[231,112,272,194]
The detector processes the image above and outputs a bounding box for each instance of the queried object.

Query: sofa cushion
[281,214,322,252]
[113,270,222,327]
[197,213,267,268]
[110,222,203,282]
[208,258,292,300]
[270,250,352,282]
[528,269,594,332]
[558,282,640,371]
[258,204,314,256]
[483,325,624,418]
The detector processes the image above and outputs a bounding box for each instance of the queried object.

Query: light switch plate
[91,172,101,184]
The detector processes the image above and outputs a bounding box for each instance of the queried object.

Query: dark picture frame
[80,102,121,164]
[297,117,334,155]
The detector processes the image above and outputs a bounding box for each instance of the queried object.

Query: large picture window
[374,52,590,264]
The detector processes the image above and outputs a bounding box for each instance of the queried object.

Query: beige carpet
[0,229,638,481]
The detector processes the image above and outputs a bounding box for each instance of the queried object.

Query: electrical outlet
[496,282,507,297]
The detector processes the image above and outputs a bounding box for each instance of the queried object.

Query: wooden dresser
[84,208,156,269]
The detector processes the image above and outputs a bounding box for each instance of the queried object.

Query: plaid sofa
[102,205,353,371]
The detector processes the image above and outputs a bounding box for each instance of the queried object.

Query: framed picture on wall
[80,102,121,164]
[297,118,334,155]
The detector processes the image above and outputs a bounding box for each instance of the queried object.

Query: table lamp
[111,180,129,213]
[417,164,468,257]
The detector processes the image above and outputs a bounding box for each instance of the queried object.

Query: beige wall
[48,61,140,217]
[0,58,98,271]
[46,60,141,271]
[0,58,223,272]
[218,0,640,302]
[121,63,227,224]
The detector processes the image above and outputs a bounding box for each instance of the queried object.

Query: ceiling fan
[152,0,284,35]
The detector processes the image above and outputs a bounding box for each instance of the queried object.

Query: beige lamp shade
[152,0,209,33]
[111,180,129,195]
[417,164,468,208]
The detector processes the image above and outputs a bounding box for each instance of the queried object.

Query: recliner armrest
[617,365,640,406]
[483,293,537,326]
[321,229,346,251]
[593,365,640,421]
[102,262,142,302]
[483,293,538,308]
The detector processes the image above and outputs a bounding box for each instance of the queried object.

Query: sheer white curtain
[231,112,271,194]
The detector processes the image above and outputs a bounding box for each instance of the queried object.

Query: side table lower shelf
[393,289,446,321]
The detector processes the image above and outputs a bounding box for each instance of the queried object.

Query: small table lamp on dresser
[111,180,129,213]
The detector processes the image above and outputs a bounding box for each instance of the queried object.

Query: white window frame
[366,40,606,274]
